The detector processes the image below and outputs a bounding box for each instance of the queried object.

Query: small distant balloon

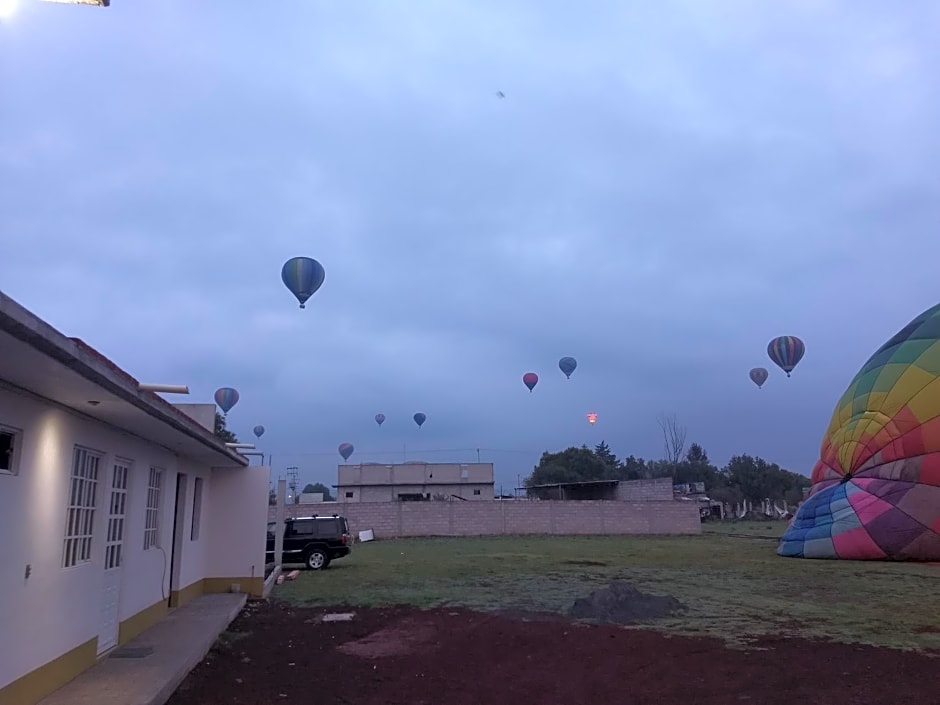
[253,425,265,438]
[767,336,806,377]
[558,357,577,379]
[281,256,326,309]
[522,372,539,392]
[587,412,598,425]
[496,91,505,98]
[338,442,354,461]
[214,387,239,414]
[375,413,386,426]
[749,367,769,389]
[413,412,427,429]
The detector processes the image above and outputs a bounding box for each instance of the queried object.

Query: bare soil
[167,600,940,705]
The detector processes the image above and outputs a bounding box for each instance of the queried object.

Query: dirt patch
[563,559,609,567]
[913,625,940,633]
[337,617,438,658]
[568,580,683,624]
[166,600,940,705]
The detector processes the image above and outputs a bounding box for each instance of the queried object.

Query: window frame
[0,424,23,476]
[63,445,103,569]
[191,476,204,541]
[143,466,164,550]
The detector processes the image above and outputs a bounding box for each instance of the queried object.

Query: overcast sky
[2,0,940,491]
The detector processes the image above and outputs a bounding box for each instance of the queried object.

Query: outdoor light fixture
[138,384,190,394]
[225,443,256,449]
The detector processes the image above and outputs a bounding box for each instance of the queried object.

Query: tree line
[524,413,811,507]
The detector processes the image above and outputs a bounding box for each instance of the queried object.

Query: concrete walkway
[39,593,247,705]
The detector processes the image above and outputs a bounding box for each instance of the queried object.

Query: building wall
[270,499,701,537]
[342,482,495,503]
[615,477,674,501]
[206,464,269,593]
[338,462,495,486]
[0,386,262,704]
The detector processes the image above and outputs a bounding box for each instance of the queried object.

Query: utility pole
[476,448,481,463]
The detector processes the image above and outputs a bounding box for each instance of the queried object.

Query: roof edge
[0,291,247,467]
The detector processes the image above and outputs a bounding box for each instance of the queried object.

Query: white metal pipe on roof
[226,443,256,449]
[138,384,190,394]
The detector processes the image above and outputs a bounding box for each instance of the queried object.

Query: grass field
[273,522,940,651]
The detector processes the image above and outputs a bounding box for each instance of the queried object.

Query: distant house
[336,462,495,502]
[0,292,269,705]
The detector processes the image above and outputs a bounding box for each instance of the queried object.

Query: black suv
[266,515,352,570]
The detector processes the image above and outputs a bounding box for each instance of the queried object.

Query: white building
[336,462,496,502]
[0,292,270,705]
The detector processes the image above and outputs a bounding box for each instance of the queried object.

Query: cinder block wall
[615,477,674,501]
[269,499,701,538]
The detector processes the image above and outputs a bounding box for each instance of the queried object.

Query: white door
[98,460,129,654]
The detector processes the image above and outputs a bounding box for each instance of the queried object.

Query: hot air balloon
[749,367,769,389]
[374,413,386,426]
[253,425,265,438]
[767,336,805,377]
[281,256,326,309]
[779,302,940,561]
[338,443,354,461]
[214,387,239,414]
[413,412,426,429]
[522,372,539,392]
[587,412,597,425]
[558,357,577,379]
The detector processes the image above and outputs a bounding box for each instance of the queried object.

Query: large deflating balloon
[374,413,386,426]
[779,302,940,561]
[338,443,354,461]
[281,256,326,309]
[522,372,539,392]
[749,367,769,389]
[253,425,265,438]
[767,336,805,377]
[413,412,426,429]
[558,357,577,379]
[214,387,239,414]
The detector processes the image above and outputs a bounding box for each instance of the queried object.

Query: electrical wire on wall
[157,546,168,601]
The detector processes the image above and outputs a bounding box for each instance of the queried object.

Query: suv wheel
[305,548,329,570]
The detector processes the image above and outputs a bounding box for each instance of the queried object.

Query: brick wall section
[269,499,701,538]
[615,477,674,501]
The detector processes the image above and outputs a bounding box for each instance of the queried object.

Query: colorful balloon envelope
[558,357,577,379]
[779,302,940,561]
[338,443,354,461]
[587,412,597,425]
[214,387,239,414]
[749,367,769,389]
[522,372,539,392]
[253,425,265,438]
[767,336,805,377]
[413,412,426,429]
[281,256,326,309]
[374,413,386,426]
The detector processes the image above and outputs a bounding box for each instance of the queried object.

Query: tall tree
[658,412,687,466]
[593,441,619,474]
[214,412,238,444]
[302,482,335,501]
[525,446,610,491]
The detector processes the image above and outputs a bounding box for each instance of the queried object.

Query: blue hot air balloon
[338,442,354,461]
[281,256,326,309]
[558,356,577,379]
[413,412,426,429]
[767,336,806,378]
[375,413,386,426]
[253,425,265,438]
[214,387,239,414]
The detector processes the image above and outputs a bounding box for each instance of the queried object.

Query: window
[473,489,481,496]
[63,446,101,568]
[0,425,21,475]
[104,459,130,570]
[191,477,204,541]
[291,521,315,536]
[143,467,163,550]
[345,491,354,498]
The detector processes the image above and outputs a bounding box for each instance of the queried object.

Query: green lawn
[273,523,940,651]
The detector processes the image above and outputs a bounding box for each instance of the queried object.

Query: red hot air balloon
[522,372,539,392]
